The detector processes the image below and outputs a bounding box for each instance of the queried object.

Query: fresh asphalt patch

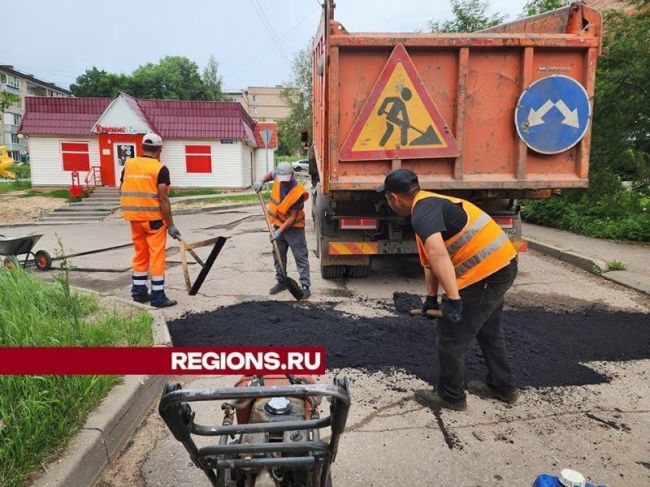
[167,301,650,389]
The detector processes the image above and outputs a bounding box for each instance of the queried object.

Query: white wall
[254,148,275,180]
[29,136,99,187]
[241,144,254,187]
[161,139,247,188]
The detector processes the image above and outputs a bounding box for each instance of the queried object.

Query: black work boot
[132,293,151,303]
[301,286,311,300]
[414,389,467,411]
[269,282,287,295]
[152,297,177,308]
[467,380,519,404]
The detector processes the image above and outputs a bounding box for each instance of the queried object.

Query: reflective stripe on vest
[412,191,517,289]
[267,178,309,229]
[120,157,164,221]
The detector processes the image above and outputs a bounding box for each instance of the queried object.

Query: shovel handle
[175,236,205,267]
[409,309,443,318]
[257,191,288,278]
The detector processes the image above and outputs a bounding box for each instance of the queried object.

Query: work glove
[440,296,462,323]
[270,229,282,242]
[422,295,439,317]
[253,180,264,193]
[168,225,181,240]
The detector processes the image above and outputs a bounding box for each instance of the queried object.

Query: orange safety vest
[412,191,517,289]
[120,157,165,221]
[268,178,309,229]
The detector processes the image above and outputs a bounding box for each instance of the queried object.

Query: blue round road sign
[515,75,591,155]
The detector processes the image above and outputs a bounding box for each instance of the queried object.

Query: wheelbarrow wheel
[3,257,14,270]
[35,250,52,271]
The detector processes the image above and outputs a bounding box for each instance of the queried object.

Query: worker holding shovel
[379,169,519,411]
[120,133,179,308]
[254,161,311,300]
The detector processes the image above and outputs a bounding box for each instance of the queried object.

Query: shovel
[257,191,304,301]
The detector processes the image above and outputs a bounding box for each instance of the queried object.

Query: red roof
[19,97,110,136]
[19,93,267,146]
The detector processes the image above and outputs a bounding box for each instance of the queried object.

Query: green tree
[430,0,506,32]
[0,92,21,114]
[202,55,227,101]
[590,8,650,184]
[70,67,130,97]
[521,0,567,16]
[130,56,208,100]
[279,45,312,155]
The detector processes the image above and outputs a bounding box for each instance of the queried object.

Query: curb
[173,201,257,215]
[31,296,171,487]
[526,237,608,274]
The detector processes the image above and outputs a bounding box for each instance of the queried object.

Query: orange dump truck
[308,1,602,278]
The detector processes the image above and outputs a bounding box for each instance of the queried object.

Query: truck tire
[346,265,369,278]
[321,264,346,279]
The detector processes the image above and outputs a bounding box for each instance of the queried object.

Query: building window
[27,83,47,96]
[253,107,257,115]
[61,141,90,171]
[13,114,21,126]
[252,95,257,102]
[6,76,20,89]
[185,145,212,173]
[9,134,20,144]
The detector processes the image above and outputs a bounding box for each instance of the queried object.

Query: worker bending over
[254,161,311,299]
[379,169,519,411]
[120,133,180,308]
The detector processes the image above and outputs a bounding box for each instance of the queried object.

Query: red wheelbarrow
[0,234,52,271]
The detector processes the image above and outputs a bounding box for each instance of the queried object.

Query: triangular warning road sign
[340,45,460,161]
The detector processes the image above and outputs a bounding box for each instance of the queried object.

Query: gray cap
[275,161,293,182]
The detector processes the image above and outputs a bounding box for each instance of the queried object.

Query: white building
[19,93,277,189]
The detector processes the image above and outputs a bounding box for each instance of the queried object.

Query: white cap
[559,469,586,487]
[142,133,163,147]
[275,161,293,182]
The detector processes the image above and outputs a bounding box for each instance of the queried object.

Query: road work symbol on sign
[340,44,460,161]
[515,75,591,154]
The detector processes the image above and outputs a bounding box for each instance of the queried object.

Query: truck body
[309,1,602,278]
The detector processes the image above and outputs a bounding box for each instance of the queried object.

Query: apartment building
[0,65,71,161]
[226,85,296,121]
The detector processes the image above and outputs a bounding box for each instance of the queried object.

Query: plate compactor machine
[159,375,351,487]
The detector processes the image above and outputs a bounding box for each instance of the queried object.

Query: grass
[0,180,31,194]
[169,188,224,197]
[606,260,627,271]
[22,189,79,201]
[0,264,152,487]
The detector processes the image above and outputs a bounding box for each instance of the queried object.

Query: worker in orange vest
[379,169,519,411]
[120,133,180,308]
[254,161,311,299]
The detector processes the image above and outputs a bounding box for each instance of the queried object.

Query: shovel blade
[286,277,304,301]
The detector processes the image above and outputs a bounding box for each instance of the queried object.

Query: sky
[4,0,529,92]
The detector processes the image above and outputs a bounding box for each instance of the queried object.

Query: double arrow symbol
[527,99,579,128]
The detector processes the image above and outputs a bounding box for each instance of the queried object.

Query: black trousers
[437,259,518,402]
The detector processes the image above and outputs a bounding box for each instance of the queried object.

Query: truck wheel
[321,264,346,279]
[346,265,369,278]
[35,250,52,271]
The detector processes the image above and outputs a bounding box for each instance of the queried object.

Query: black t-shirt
[120,164,170,186]
[411,197,468,243]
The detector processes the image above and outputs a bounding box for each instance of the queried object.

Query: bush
[0,265,152,487]
[522,172,650,241]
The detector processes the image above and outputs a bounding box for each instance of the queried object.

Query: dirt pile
[168,301,650,388]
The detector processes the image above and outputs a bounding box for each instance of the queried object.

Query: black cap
[376,169,420,193]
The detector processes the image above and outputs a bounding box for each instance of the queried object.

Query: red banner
[0,347,326,375]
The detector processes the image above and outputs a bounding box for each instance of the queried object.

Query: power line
[249,0,290,65]
[225,5,319,78]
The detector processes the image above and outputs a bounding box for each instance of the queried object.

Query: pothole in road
[167,301,650,388]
